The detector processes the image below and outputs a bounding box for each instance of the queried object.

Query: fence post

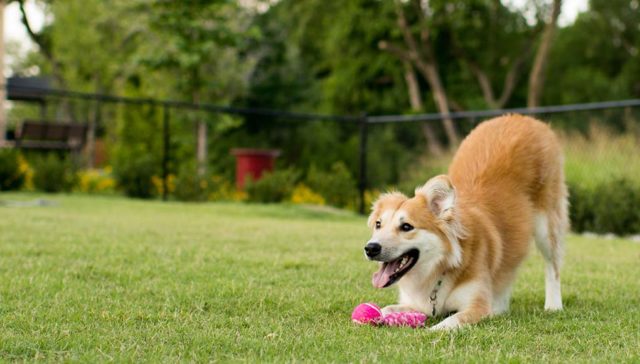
[358,113,368,215]
[162,103,170,201]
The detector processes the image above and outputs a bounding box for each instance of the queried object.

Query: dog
[364,114,568,330]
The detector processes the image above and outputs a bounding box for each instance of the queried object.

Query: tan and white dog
[364,114,568,330]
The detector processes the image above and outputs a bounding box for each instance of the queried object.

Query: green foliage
[173,164,208,202]
[306,162,358,208]
[568,183,596,233]
[0,150,26,191]
[569,179,640,235]
[9,0,640,199]
[245,168,300,203]
[546,0,640,104]
[591,180,640,235]
[113,155,157,199]
[31,154,77,193]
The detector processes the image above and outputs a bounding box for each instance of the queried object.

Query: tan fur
[366,114,568,330]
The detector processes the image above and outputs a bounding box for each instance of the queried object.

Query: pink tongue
[372,261,400,288]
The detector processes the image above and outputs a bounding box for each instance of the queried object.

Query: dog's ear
[367,191,408,228]
[416,175,456,221]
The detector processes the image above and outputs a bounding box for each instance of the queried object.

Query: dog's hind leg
[534,189,568,311]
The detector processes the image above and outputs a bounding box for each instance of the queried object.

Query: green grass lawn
[1,193,639,362]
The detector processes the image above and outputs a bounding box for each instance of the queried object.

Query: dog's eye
[375,221,381,229]
[400,223,414,232]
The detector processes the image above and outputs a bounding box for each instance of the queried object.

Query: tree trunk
[385,0,460,149]
[416,62,460,147]
[403,62,444,156]
[193,92,207,176]
[0,0,6,147]
[528,0,562,108]
[86,106,96,169]
[196,121,207,176]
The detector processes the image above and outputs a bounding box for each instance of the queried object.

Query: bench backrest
[16,121,88,150]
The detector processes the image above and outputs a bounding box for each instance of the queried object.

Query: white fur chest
[398,274,453,316]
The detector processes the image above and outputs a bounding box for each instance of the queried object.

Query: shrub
[306,162,358,208]
[151,174,176,197]
[0,149,26,191]
[18,155,34,190]
[173,164,209,202]
[208,176,246,202]
[591,179,640,235]
[568,183,595,233]
[290,184,325,205]
[569,179,640,235]
[364,189,382,212]
[171,166,245,203]
[76,167,116,194]
[31,154,77,193]
[113,155,157,199]
[246,168,300,203]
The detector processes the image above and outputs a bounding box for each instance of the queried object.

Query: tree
[379,0,460,148]
[16,0,62,83]
[544,0,640,105]
[528,0,562,108]
[403,61,444,155]
[0,0,5,146]
[442,0,541,109]
[142,0,255,175]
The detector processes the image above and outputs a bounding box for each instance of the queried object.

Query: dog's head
[364,175,465,288]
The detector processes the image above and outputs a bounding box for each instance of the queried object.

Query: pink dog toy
[351,303,427,328]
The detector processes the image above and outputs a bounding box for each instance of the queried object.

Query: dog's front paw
[380,304,412,316]
[430,316,461,331]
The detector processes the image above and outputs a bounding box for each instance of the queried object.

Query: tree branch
[18,0,52,59]
[528,0,562,107]
[496,38,536,107]
[378,40,417,63]
[394,0,425,61]
[467,60,498,108]
[403,61,444,155]
[451,42,499,108]
[411,0,431,46]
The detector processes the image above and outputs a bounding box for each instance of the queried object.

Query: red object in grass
[231,149,281,190]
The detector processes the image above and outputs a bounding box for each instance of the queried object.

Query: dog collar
[429,272,445,317]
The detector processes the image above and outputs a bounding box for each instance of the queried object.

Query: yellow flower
[207,176,246,202]
[290,184,325,205]
[152,174,176,195]
[76,168,116,193]
[364,189,381,210]
[17,155,34,190]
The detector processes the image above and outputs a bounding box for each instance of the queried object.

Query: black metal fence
[5,84,640,214]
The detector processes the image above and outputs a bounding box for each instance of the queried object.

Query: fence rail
[4,84,640,213]
[367,99,640,123]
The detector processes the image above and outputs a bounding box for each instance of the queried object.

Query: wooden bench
[15,120,87,152]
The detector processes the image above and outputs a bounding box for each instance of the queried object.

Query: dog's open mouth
[372,249,420,288]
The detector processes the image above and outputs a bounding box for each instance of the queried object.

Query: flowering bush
[17,154,33,190]
[0,149,26,191]
[246,169,301,203]
[306,162,357,208]
[152,174,176,196]
[77,167,116,194]
[290,184,325,205]
[208,176,246,202]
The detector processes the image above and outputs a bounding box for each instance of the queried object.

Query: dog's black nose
[364,242,382,258]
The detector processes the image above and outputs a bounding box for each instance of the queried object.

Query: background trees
[6,0,640,190]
